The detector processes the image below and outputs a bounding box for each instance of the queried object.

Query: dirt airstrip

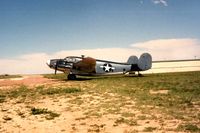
[0,75,53,87]
[0,75,195,133]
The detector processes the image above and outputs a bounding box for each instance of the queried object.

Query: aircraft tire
[68,74,76,80]
[138,73,143,77]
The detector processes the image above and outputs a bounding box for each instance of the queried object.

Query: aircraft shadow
[55,74,146,82]
[59,77,93,81]
[70,75,145,81]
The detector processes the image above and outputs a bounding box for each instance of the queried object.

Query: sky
[0,0,200,74]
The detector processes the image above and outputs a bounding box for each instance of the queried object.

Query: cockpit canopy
[64,56,81,63]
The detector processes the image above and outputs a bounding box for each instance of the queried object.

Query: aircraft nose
[46,60,51,66]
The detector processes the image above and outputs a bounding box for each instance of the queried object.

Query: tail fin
[127,53,152,71]
[127,55,138,65]
[138,53,152,71]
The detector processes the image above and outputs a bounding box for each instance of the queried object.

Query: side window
[59,60,66,65]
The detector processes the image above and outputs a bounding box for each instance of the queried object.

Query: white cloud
[53,48,140,61]
[0,53,50,74]
[131,38,200,60]
[152,0,168,6]
[0,38,200,74]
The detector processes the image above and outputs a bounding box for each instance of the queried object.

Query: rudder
[127,55,138,65]
[138,53,152,71]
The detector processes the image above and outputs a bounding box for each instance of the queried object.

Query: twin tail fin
[127,53,152,71]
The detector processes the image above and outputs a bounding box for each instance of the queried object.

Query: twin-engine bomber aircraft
[46,53,152,80]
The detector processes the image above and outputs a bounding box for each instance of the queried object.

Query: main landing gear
[138,71,143,77]
[128,71,143,77]
[67,74,76,80]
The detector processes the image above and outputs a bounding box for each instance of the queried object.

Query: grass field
[1,71,200,132]
[43,71,200,132]
[0,74,22,79]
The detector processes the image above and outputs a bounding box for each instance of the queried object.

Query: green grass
[1,71,200,129]
[43,73,66,80]
[108,72,199,102]
[85,71,200,122]
[31,107,50,115]
[113,117,137,126]
[177,124,200,132]
[0,94,6,103]
[31,107,60,120]
[40,87,81,95]
[8,85,30,98]
[43,71,200,123]
[0,85,81,102]
[0,74,22,79]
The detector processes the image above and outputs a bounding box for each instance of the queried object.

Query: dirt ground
[0,75,54,87]
[0,75,188,133]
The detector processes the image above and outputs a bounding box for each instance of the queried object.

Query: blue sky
[0,0,200,74]
[1,0,200,58]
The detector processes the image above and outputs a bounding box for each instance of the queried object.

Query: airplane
[46,53,152,80]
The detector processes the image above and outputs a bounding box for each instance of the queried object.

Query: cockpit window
[58,60,66,65]
[65,57,77,63]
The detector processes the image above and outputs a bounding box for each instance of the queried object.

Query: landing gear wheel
[67,74,76,80]
[138,71,143,77]
[138,73,143,77]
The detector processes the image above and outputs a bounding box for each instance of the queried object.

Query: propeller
[54,60,58,75]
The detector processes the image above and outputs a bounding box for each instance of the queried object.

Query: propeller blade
[54,60,58,75]
[55,69,57,75]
